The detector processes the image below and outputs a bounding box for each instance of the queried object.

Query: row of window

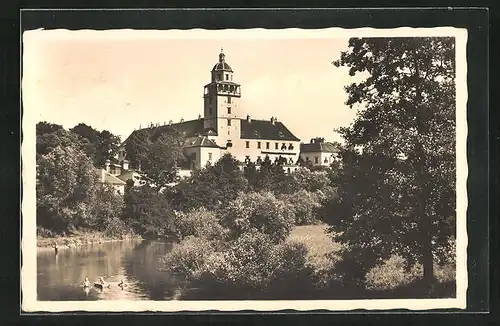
[245,141,295,150]
[303,156,332,164]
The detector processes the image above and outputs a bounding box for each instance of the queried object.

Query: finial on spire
[219,48,225,62]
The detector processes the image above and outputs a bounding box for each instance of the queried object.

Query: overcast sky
[23,29,363,143]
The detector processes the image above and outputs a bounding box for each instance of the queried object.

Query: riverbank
[37,230,143,251]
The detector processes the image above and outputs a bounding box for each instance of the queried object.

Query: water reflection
[37,240,179,301]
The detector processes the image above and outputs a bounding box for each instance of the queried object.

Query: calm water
[37,240,185,301]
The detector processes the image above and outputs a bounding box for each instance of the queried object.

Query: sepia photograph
[21,24,468,312]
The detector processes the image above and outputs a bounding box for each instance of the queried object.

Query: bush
[172,207,226,241]
[162,231,315,299]
[221,192,295,243]
[103,217,128,238]
[161,236,216,280]
[291,168,331,192]
[365,255,422,291]
[279,190,322,225]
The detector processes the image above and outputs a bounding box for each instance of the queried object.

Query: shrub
[172,207,226,241]
[161,236,216,280]
[291,168,331,192]
[37,226,55,238]
[221,192,295,243]
[279,190,322,225]
[365,255,422,291]
[162,231,314,299]
[103,217,128,238]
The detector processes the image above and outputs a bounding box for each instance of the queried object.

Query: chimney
[271,117,275,125]
[247,114,251,122]
[122,159,129,171]
[169,120,173,125]
[180,118,184,123]
[310,139,314,144]
[105,159,111,172]
[198,114,202,120]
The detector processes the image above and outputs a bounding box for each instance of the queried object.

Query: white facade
[300,151,337,167]
[183,145,222,170]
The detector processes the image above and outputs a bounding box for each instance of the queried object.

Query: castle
[113,49,339,180]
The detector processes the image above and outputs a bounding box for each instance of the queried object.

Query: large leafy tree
[325,37,456,290]
[36,144,101,232]
[70,123,121,166]
[173,153,248,211]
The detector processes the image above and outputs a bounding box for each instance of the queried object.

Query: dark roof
[240,119,300,141]
[184,136,219,148]
[300,142,339,153]
[122,119,206,145]
[212,62,233,72]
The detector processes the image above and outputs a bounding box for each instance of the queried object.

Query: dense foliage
[36,125,125,235]
[326,37,456,288]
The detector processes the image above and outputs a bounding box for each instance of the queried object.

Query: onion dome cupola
[211,48,235,82]
[212,48,233,72]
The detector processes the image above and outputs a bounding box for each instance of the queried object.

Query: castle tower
[203,49,242,145]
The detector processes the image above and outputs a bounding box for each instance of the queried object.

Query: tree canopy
[70,123,121,166]
[325,37,456,289]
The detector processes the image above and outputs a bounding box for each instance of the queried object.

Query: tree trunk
[413,45,436,295]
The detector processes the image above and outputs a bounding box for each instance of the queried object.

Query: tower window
[315,156,319,164]
[227,119,231,126]
[218,74,222,81]
[226,74,229,80]
[266,142,270,149]
[227,107,231,114]
[246,141,250,148]
[257,142,261,149]
[208,153,213,161]
[275,143,279,150]
[228,96,231,104]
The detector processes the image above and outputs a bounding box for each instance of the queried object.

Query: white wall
[227,138,301,165]
[300,152,336,166]
[183,146,222,170]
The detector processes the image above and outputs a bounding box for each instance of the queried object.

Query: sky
[22,29,363,143]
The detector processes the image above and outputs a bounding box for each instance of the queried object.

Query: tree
[36,144,101,232]
[97,130,121,166]
[143,131,185,191]
[123,184,176,238]
[327,37,456,290]
[70,123,121,166]
[36,121,63,136]
[173,154,248,211]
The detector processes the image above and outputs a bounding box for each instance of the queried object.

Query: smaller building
[99,168,126,195]
[182,136,221,170]
[299,137,340,167]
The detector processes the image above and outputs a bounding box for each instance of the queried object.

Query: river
[37,240,185,301]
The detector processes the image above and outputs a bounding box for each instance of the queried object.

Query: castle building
[118,49,302,172]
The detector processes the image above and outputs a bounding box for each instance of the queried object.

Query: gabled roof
[300,142,339,153]
[184,136,219,148]
[100,170,127,185]
[240,119,300,142]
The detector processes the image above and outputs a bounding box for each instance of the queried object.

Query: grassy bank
[37,229,143,250]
